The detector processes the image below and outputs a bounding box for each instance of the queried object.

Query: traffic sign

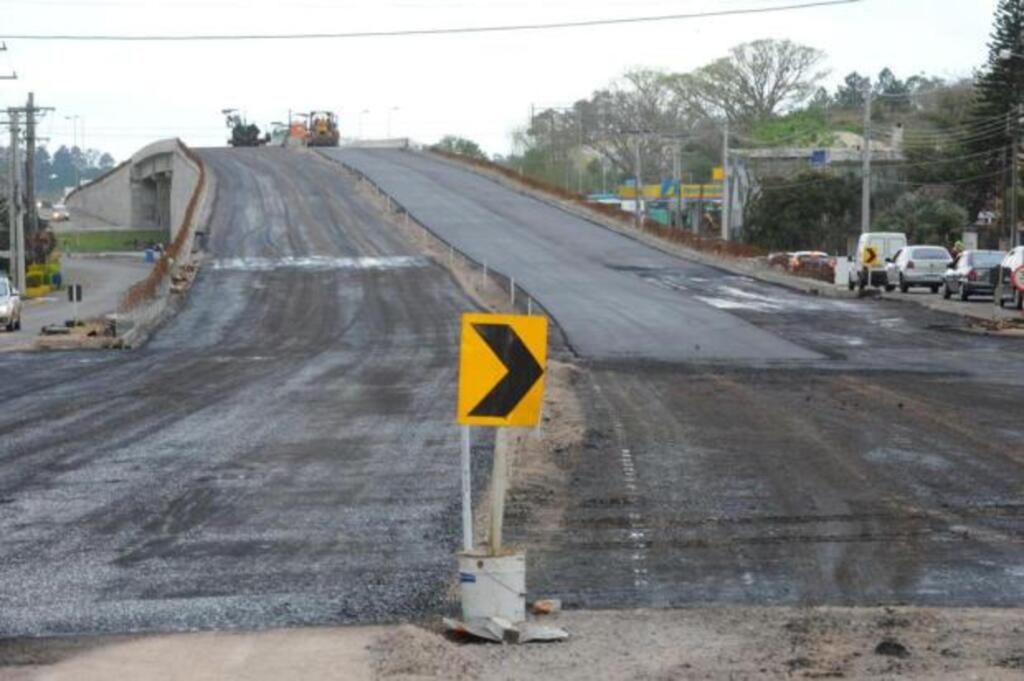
[862,245,879,267]
[67,284,82,303]
[457,313,547,427]
[1013,265,1024,293]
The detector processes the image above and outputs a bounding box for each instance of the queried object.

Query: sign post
[861,245,879,268]
[457,312,547,554]
[68,284,82,325]
[455,312,547,624]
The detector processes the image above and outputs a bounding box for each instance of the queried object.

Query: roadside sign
[457,313,547,428]
[1013,265,1024,293]
[862,245,880,267]
[67,284,82,303]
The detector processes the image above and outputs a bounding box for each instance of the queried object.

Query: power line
[0,0,862,41]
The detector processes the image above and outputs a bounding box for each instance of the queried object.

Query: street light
[358,109,370,139]
[998,49,1024,246]
[387,106,400,138]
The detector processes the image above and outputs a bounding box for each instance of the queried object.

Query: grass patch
[57,229,169,253]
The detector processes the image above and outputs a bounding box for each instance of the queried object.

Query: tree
[964,0,1024,218]
[432,135,487,160]
[744,171,859,252]
[672,39,828,123]
[834,71,871,109]
[876,192,968,244]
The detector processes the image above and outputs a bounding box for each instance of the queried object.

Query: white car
[0,277,22,331]
[848,232,907,291]
[995,246,1024,309]
[886,245,952,293]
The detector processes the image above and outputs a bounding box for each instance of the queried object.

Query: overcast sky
[0,0,1001,161]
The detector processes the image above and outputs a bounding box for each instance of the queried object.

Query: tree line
[437,0,1024,252]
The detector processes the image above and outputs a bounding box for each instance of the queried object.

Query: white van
[847,232,908,291]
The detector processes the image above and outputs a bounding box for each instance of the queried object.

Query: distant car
[994,246,1024,309]
[848,232,907,291]
[887,245,952,293]
[942,249,1004,301]
[0,277,22,332]
[789,251,835,281]
[50,204,70,222]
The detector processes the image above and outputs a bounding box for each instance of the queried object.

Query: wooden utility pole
[7,110,23,290]
[721,120,731,240]
[861,87,873,233]
[20,93,53,236]
[634,134,643,231]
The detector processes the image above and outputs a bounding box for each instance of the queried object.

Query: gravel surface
[370,608,1024,680]
[0,148,482,636]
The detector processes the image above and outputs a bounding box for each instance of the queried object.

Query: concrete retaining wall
[68,139,202,243]
[65,161,132,227]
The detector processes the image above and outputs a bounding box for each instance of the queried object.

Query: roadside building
[725,131,906,241]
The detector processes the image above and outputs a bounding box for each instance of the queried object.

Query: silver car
[887,246,953,293]
[942,249,1004,301]
[0,277,22,331]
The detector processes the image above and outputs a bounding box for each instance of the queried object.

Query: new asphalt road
[3,146,1023,643]
[327,148,1024,609]
[0,148,483,636]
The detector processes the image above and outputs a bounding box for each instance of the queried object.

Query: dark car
[942,249,1004,301]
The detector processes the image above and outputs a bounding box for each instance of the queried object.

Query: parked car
[886,245,952,293]
[789,251,835,281]
[942,249,1004,301]
[848,232,907,291]
[0,277,22,332]
[994,246,1024,310]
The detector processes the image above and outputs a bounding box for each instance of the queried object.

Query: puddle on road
[210,256,428,272]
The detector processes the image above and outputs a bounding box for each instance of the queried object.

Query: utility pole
[861,86,873,233]
[1013,104,1023,247]
[0,43,16,80]
[7,110,23,291]
[634,134,643,231]
[673,141,682,228]
[721,120,730,241]
[25,93,36,236]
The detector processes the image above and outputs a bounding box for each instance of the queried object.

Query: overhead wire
[0,0,862,41]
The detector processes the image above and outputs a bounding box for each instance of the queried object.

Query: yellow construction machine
[306,111,340,147]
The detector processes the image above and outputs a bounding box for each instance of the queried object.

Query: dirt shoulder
[5,607,1021,680]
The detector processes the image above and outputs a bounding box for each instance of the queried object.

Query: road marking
[210,255,427,272]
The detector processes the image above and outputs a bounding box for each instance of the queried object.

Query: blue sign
[810,150,828,168]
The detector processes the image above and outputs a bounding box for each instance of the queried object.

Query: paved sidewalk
[0,256,152,352]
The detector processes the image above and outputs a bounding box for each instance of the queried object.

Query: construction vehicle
[305,111,340,147]
[223,109,269,147]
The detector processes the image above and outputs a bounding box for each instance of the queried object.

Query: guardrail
[335,155,577,357]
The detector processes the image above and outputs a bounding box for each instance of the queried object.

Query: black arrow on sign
[469,323,544,418]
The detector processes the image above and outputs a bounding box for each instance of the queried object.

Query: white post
[509,276,515,308]
[721,119,731,241]
[527,297,533,316]
[489,436,508,556]
[481,261,488,288]
[461,425,473,552]
[861,86,872,233]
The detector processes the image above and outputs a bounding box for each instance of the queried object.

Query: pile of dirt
[370,625,479,681]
